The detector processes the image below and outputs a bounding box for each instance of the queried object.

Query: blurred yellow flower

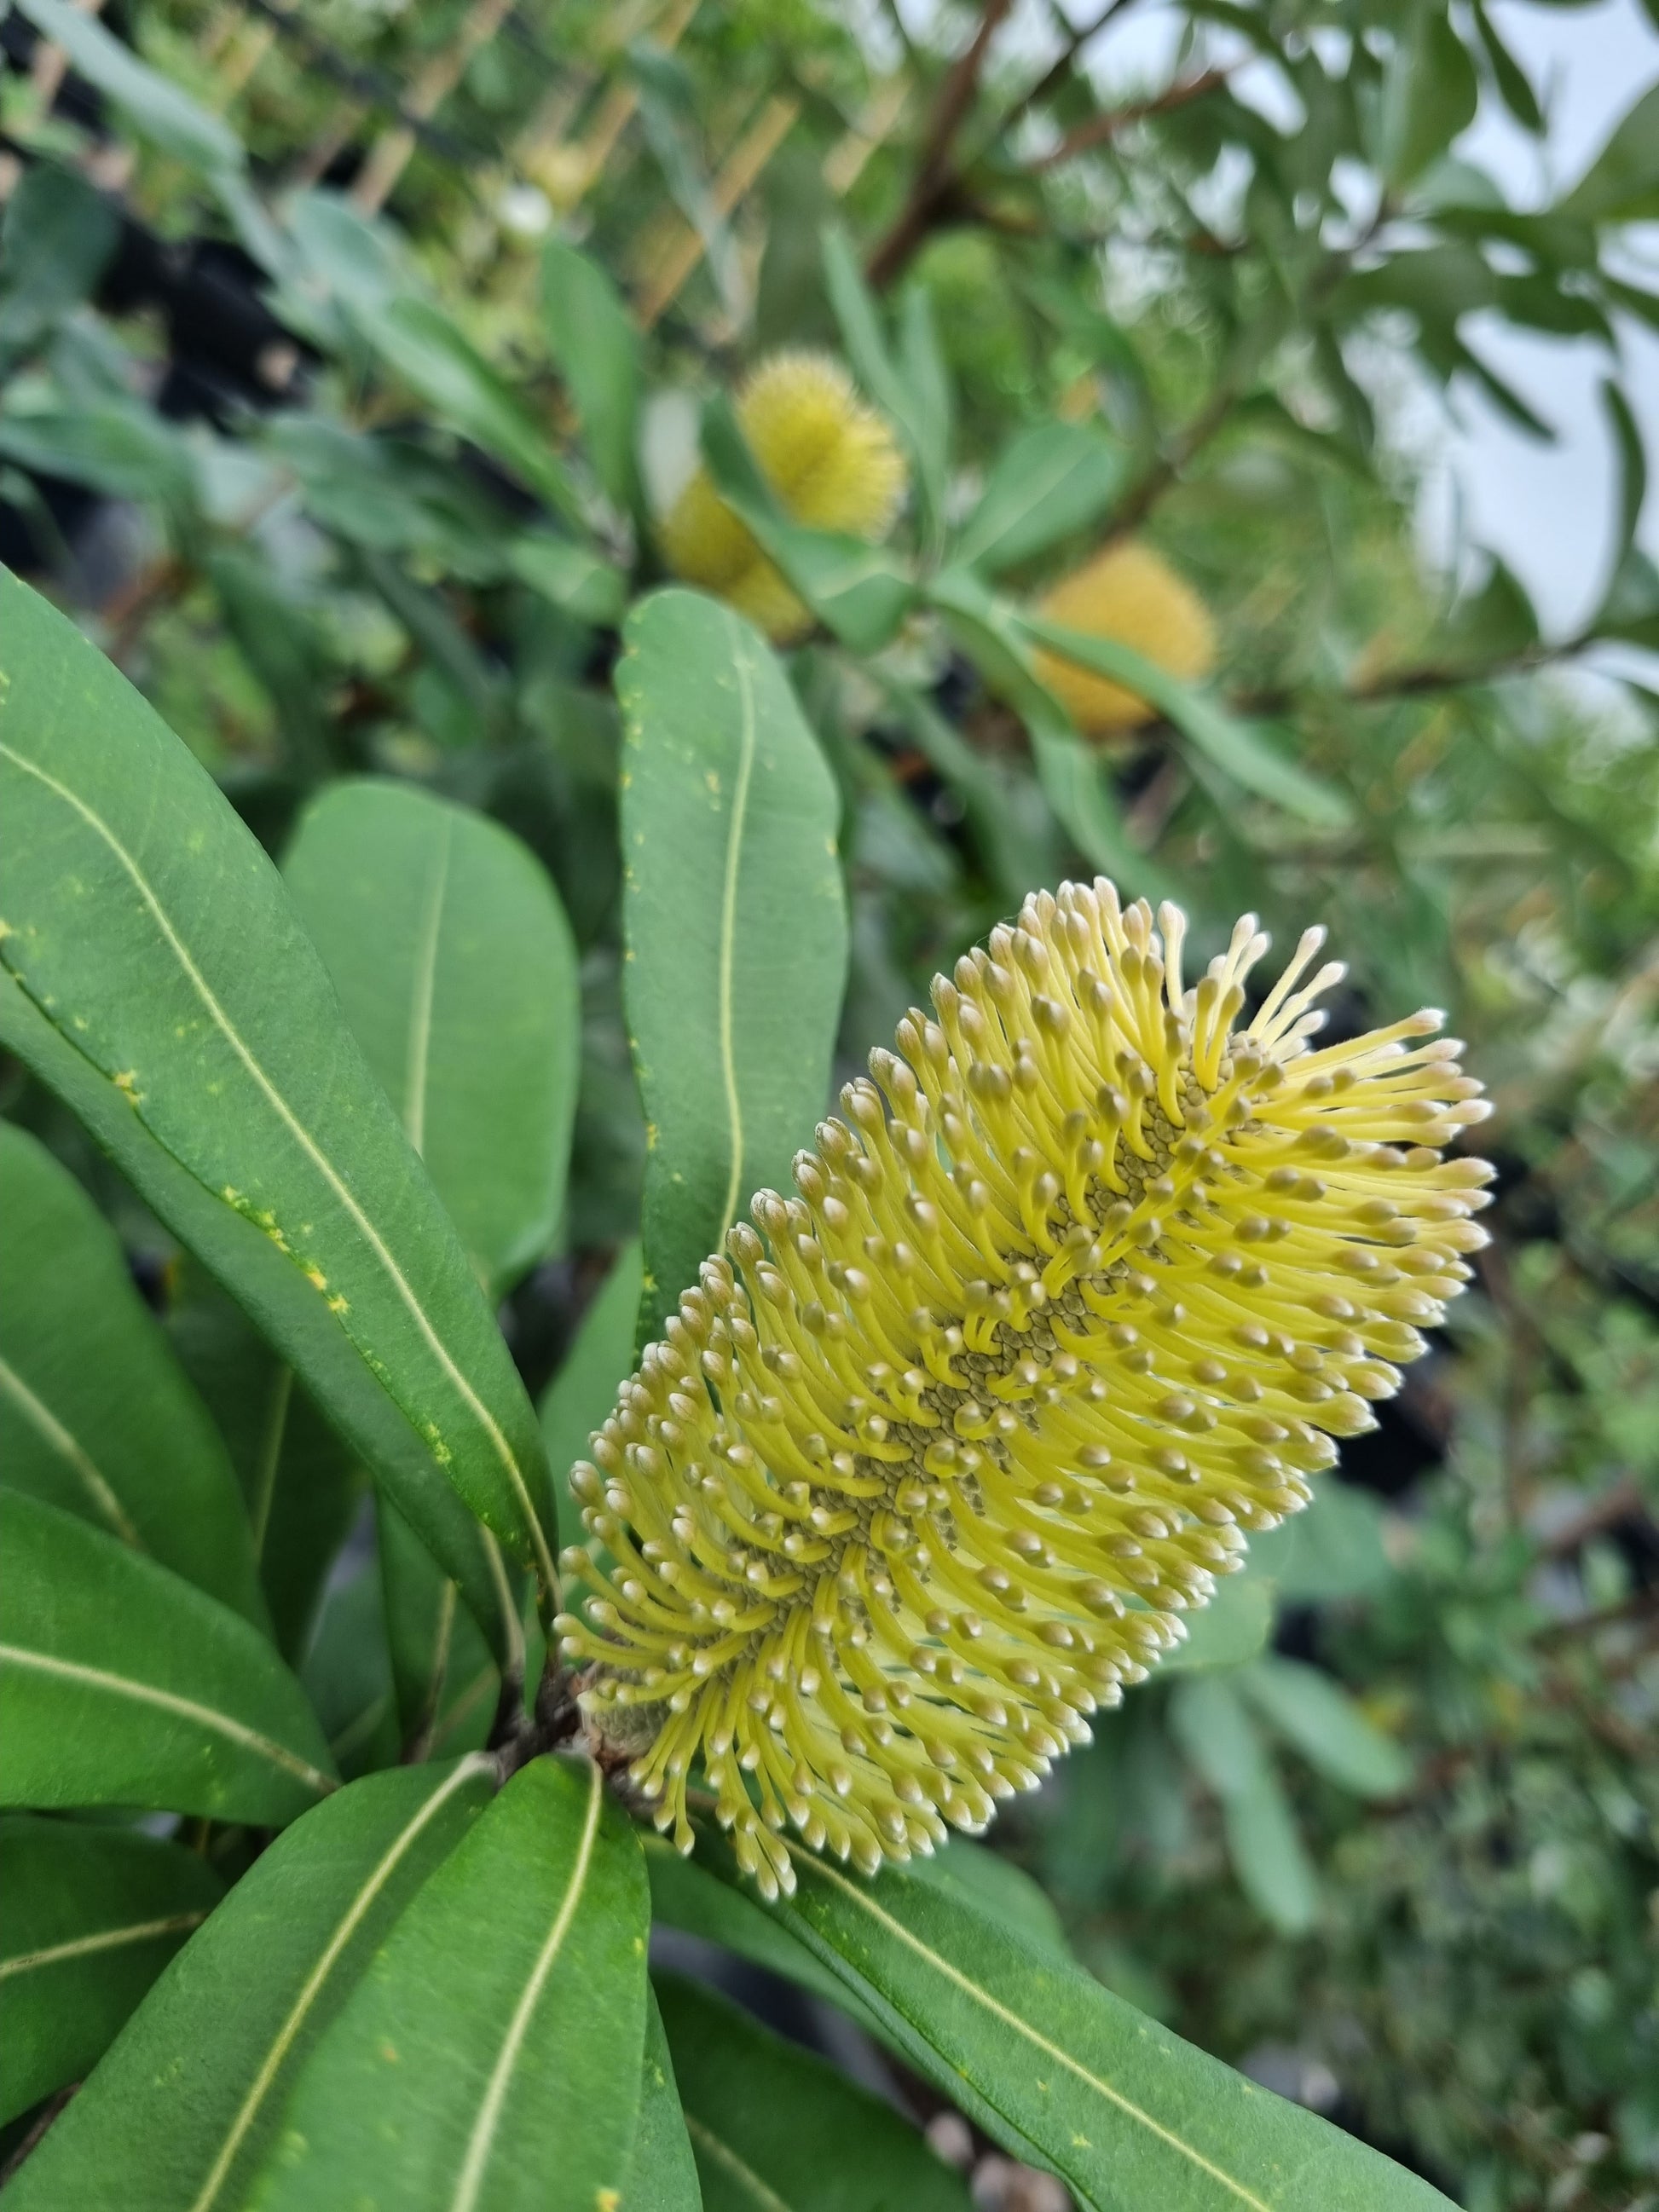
[659,350,907,641]
[558,883,1491,1897]
[1033,540,1217,736]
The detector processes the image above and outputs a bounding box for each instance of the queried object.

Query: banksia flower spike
[660,350,907,642]
[1033,540,1217,736]
[558,884,1492,1897]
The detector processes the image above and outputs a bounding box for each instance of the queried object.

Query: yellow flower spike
[659,350,908,643]
[556,882,1492,1897]
[1032,540,1218,737]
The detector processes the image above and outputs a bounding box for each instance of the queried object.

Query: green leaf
[700,1829,1453,2209]
[0,1123,264,1623]
[540,240,642,514]
[255,1757,649,2212]
[952,423,1129,575]
[872,673,1060,905]
[166,1261,363,1666]
[377,1493,500,1762]
[0,1489,336,1823]
[1013,604,1353,829]
[1602,377,1647,582]
[1239,1657,1413,1799]
[508,534,627,628]
[3,1761,492,2212]
[0,163,119,361]
[0,404,196,509]
[923,568,1178,903]
[1170,1674,1320,1934]
[1560,80,1659,222]
[1469,0,1544,134]
[352,298,582,525]
[911,1838,1071,1960]
[822,224,943,536]
[1273,1484,1395,1604]
[628,1989,700,2212]
[0,1816,223,2127]
[645,1834,860,2017]
[616,591,849,1341]
[11,0,243,175]
[1159,1565,1275,1672]
[0,573,557,1624]
[897,282,954,546]
[539,1241,645,1544]
[1380,11,1479,188]
[302,1561,400,1781]
[699,395,916,653]
[284,778,580,1300]
[657,1971,972,2212]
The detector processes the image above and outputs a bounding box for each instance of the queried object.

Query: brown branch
[1026,64,1228,172]
[865,0,1015,291]
[998,0,1138,135]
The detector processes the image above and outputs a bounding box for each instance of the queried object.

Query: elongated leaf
[1239,1658,1413,1799]
[925,568,1176,903]
[617,592,848,1340]
[1171,1674,1320,1934]
[645,1835,858,2018]
[699,1829,1454,2209]
[0,573,557,1619]
[0,1817,223,2126]
[377,1493,499,1760]
[1602,377,1648,584]
[1012,604,1352,829]
[699,396,916,654]
[539,1241,644,1542]
[953,422,1128,575]
[1561,81,1659,222]
[875,673,1060,904]
[302,1559,400,1781]
[167,1261,362,1665]
[0,1489,335,1822]
[4,1761,492,2212]
[627,1990,700,2212]
[0,1123,263,1623]
[0,163,119,362]
[255,1757,649,2212]
[1379,11,1478,187]
[284,779,580,1299]
[541,240,641,515]
[657,1971,971,2212]
[822,225,943,534]
[12,0,242,175]
[352,299,581,524]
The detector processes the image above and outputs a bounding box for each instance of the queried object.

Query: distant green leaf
[539,1241,645,1545]
[897,282,953,546]
[701,1829,1453,2209]
[166,1261,363,1666]
[1171,1673,1321,1934]
[1602,377,1647,580]
[0,1489,336,1823]
[699,395,916,653]
[822,225,942,535]
[924,568,1178,902]
[0,1816,223,2127]
[13,0,243,175]
[541,240,642,514]
[0,404,195,508]
[284,779,580,1300]
[1470,0,1544,134]
[377,1493,499,1761]
[302,1561,400,1781]
[628,1989,701,2212]
[0,574,557,1626]
[1240,1657,1413,1799]
[1014,604,1353,829]
[508,534,627,627]
[256,1757,649,2212]
[952,422,1128,575]
[3,1762,492,2212]
[1380,11,1479,187]
[1593,545,1659,646]
[0,1123,263,1623]
[353,298,581,525]
[617,592,849,1342]
[1560,80,1659,222]
[1273,1484,1395,1604]
[0,163,119,361]
[657,1972,972,2212]
[1160,1565,1275,1672]
[873,673,1060,904]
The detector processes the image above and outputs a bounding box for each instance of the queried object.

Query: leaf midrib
[0,1644,335,1799]
[0,1351,143,1550]
[683,2112,795,2212]
[714,620,760,1245]
[0,1909,211,1979]
[0,741,552,1592]
[783,1843,1276,2212]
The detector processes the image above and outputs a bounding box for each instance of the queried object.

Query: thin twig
[865,0,1016,290]
[1026,64,1228,172]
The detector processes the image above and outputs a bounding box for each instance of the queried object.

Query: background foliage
[0,0,1656,2207]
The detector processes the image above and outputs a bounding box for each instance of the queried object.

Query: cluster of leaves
[0,0,1656,2206]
